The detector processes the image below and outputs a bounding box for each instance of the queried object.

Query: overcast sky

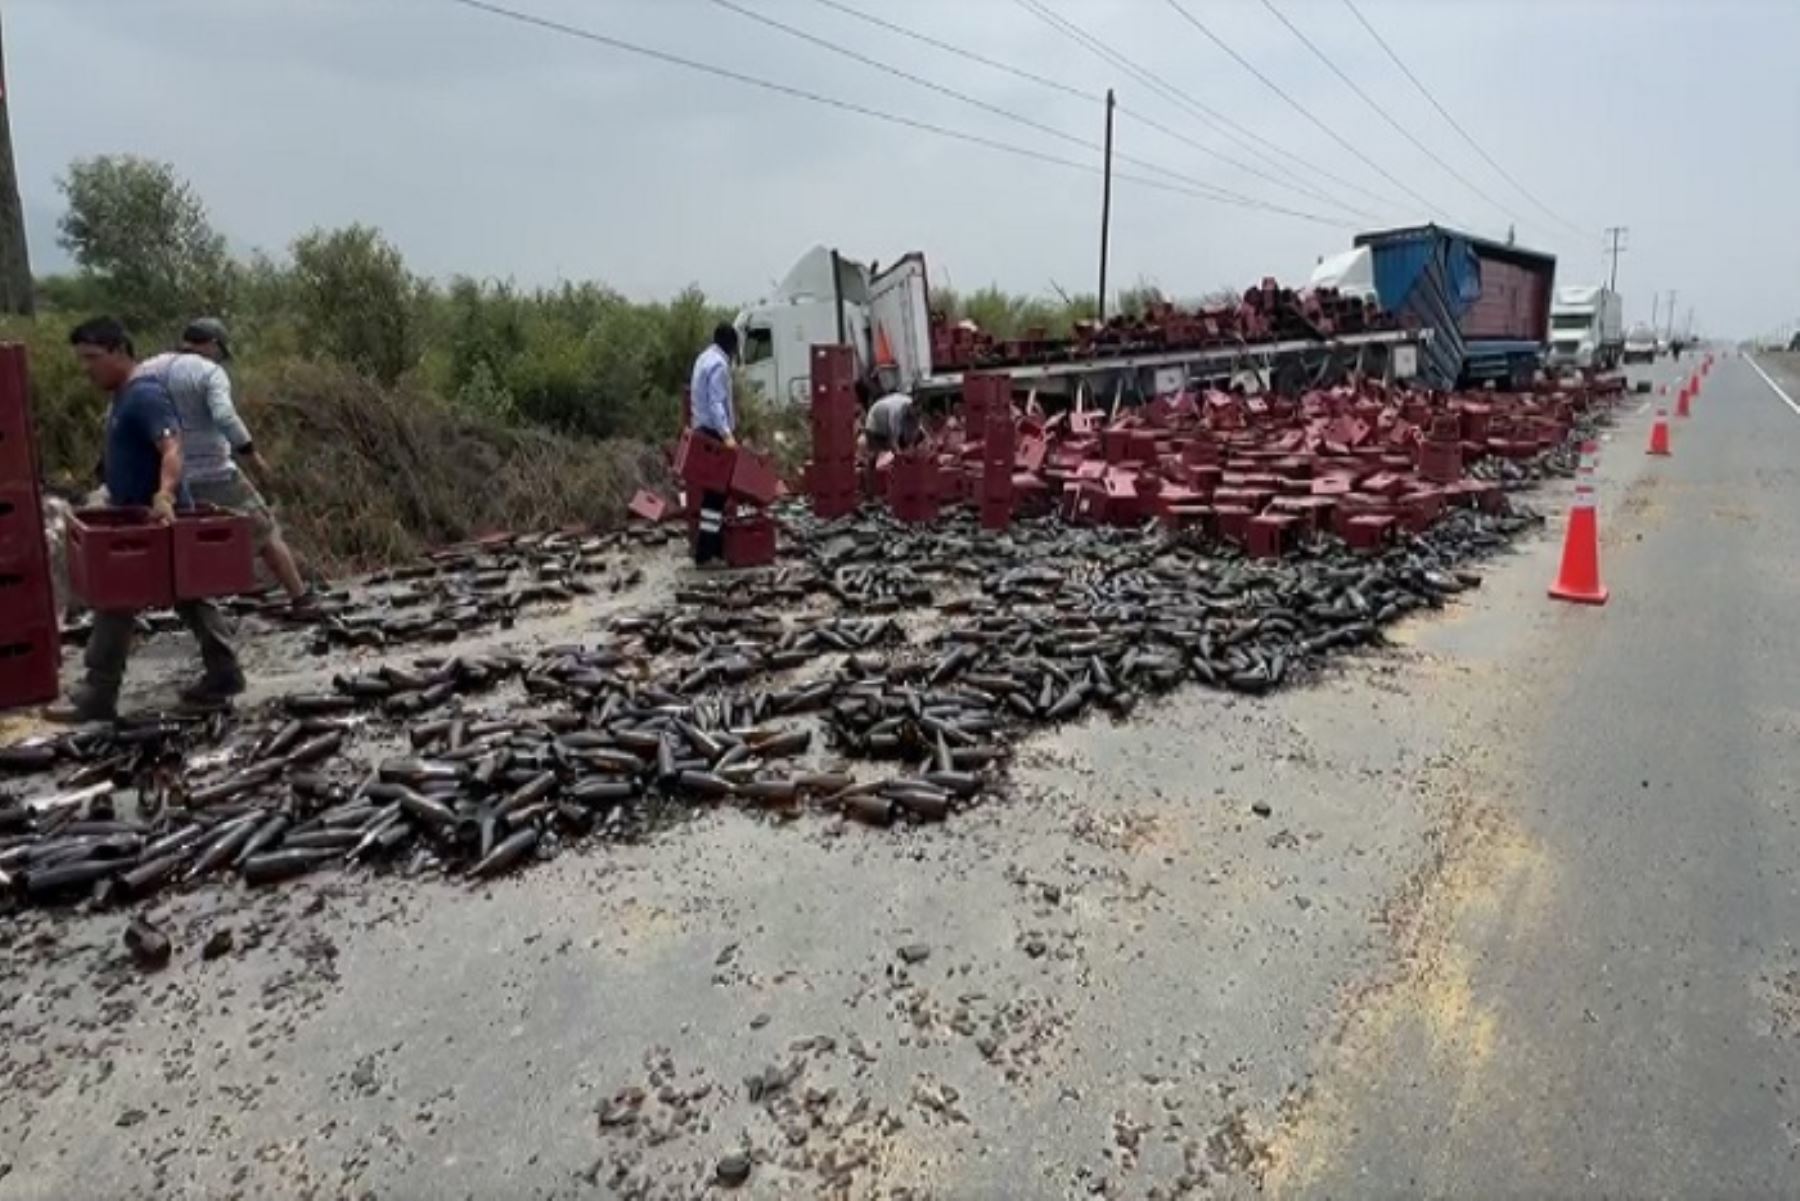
[9,0,1798,337]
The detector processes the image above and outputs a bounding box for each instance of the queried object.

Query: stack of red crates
[674,420,781,569]
[0,344,61,710]
[808,345,859,519]
[969,374,1014,531]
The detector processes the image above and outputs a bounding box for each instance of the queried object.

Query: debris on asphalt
[0,381,1621,927]
[123,915,171,970]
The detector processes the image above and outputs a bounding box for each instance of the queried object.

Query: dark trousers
[83,601,240,705]
[695,489,727,565]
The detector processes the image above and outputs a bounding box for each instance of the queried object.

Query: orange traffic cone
[1676,383,1691,418]
[1549,484,1608,605]
[1647,409,1672,455]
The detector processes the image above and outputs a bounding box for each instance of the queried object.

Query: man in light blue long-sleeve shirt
[687,323,739,567]
[689,325,737,443]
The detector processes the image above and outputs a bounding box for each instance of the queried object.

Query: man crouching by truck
[687,322,738,568]
[52,318,243,723]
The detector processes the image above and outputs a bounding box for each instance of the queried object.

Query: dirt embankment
[240,360,668,576]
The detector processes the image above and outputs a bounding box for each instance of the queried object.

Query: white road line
[1747,355,1800,418]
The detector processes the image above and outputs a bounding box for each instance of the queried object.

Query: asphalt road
[1275,351,1800,1197]
[6,355,1797,1200]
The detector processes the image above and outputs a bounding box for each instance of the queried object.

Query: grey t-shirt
[134,352,251,485]
[865,393,915,444]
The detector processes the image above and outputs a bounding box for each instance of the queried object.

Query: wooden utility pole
[1602,225,1627,293]
[1096,89,1114,324]
[0,10,32,316]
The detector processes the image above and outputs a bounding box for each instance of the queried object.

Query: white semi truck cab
[1547,285,1624,372]
[737,246,933,407]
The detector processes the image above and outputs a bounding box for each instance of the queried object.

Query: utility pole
[1651,292,1659,331]
[1602,225,1627,293]
[1665,290,1678,341]
[1096,88,1114,324]
[0,10,33,316]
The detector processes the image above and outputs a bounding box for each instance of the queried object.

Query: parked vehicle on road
[1547,285,1623,372]
[1624,323,1659,364]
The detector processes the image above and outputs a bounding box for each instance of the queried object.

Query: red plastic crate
[674,430,736,493]
[978,496,1012,531]
[810,344,856,389]
[0,620,59,710]
[0,482,46,572]
[889,492,938,524]
[0,344,37,484]
[728,448,780,507]
[172,505,257,599]
[67,508,173,611]
[724,514,777,567]
[810,420,859,459]
[811,489,858,520]
[0,555,55,630]
[888,453,936,500]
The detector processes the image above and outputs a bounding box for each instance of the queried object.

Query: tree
[289,224,422,385]
[56,155,232,331]
[0,13,32,315]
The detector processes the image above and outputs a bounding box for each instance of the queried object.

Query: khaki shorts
[187,474,278,551]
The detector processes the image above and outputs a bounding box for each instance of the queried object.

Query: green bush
[55,155,236,338]
[289,225,423,386]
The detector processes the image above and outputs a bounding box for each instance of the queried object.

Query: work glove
[150,492,177,525]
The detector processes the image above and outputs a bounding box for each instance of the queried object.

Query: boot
[46,683,118,724]
[180,668,246,708]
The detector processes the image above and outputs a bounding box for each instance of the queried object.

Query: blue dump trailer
[1352,225,1556,390]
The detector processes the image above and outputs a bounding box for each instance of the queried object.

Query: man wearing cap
[56,316,243,721]
[687,322,738,568]
[134,317,317,611]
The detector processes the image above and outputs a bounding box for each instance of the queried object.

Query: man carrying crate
[53,318,243,723]
[687,323,738,568]
[137,317,317,613]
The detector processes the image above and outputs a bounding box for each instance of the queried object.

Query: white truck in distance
[1547,285,1623,372]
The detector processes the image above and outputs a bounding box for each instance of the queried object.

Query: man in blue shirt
[687,323,738,567]
[56,317,243,722]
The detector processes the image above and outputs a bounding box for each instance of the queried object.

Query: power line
[1257,0,1531,238]
[1340,0,1585,238]
[1013,0,1394,219]
[708,0,1279,210]
[441,0,1348,228]
[1161,0,1458,225]
[797,0,1371,223]
[800,0,1096,106]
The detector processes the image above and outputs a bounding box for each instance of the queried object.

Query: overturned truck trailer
[1317,225,1555,391]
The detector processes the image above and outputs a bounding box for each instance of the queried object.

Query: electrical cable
[441,0,1352,228]
[1013,0,1396,217]
[801,0,1374,220]
[708,0,1328,218]
[1258,0,1533,237]
[1161,0,1459,223]
[1340,0,1585,237]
